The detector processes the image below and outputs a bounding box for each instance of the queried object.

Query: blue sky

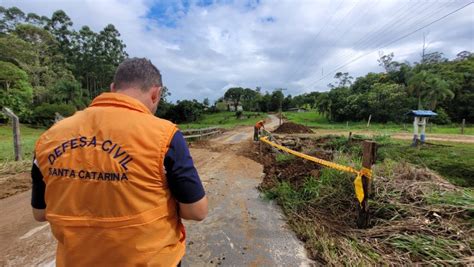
[3,0,474,102]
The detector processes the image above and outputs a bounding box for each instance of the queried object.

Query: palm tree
[422,77,454,110]
[408,70,454,110]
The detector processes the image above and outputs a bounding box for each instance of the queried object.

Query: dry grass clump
[262,153,473,265]
[0,160,31,175]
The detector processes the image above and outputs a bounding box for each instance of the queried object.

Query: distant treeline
[203,51,473,125]
[0,6,127,125]
[1,6,472,126]
[314,52,474,124]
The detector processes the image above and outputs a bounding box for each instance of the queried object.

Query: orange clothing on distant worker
[34,93,184,267]
[255,121,265,129]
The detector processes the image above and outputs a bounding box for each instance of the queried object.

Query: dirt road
[291,129,474,143]
[0,115,312,266]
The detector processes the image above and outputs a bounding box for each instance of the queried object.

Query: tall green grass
[179,111,267,129]
[284,111,474,135]
[0,124,44,162]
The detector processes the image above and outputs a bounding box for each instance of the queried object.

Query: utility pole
[275,88,287,126]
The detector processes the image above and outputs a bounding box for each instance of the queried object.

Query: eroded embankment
[249,133,473,265]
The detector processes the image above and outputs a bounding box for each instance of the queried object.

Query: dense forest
[0,6,127,124]
[1,6,472,126]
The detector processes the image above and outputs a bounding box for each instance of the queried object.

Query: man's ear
[152,86,161,104]
[110,83,116,92]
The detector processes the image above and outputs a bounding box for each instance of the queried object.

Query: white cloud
[3,0,474,102]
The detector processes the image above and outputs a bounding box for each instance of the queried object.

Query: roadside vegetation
[285,111,474,135]
[178,111,266,129]
[319,134,474,187]
[0,125,43,162]
[259,133,473,265]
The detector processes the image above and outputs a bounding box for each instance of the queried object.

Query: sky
[3,0,474,102]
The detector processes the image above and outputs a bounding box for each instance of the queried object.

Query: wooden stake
[461,118,465,134]
[2,108,22,161]
[366,114,372,128]
[357,140,377,228]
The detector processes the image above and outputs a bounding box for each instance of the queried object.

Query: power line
[291,0,366,80]
[308,0,449,84]
[299,0,423,87]
[305,1,473,90]
[286,0,347,80]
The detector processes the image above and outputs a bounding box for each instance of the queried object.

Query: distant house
[287,107,308,113]
[228,104,243,112]
[216,100,243,112]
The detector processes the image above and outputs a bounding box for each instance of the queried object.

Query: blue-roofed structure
[407,110,437,146]
[406,110,438,117]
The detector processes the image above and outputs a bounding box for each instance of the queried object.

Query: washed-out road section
[0,115,312,266]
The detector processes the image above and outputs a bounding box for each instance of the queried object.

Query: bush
[235,110,243,118]
[32,103,76,126]
[164,100,204,123]
[431,107,451,125]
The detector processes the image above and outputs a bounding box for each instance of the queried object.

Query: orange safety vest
[255,121,264,129]
[35,93,185,267]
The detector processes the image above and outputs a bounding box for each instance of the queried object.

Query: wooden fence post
[366,114,372,128]
[461,118,465,134]
[2,107,22,161]
[357,140,377,228]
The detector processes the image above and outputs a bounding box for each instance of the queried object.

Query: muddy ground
[0,115,314,266]
[0,173,31,200]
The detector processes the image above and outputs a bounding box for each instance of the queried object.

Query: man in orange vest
[31,58,208,266]
[254,120,265,141]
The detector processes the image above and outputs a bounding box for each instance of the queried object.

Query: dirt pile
[273,122,313,134]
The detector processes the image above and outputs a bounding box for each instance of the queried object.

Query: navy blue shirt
[31,131,205,209]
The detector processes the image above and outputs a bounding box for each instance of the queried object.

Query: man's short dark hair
[113,58,162,91]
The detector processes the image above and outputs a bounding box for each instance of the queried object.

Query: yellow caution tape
[353,168,372,204]
[260,136,373,205]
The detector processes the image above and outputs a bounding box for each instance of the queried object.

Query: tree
[202,98,210,108]
[270,90,284,111]
[51,79,83,106]
[334,72,353,87]
[241,88,260,111]
[455,51,472,61]
[377,52,400,72]
[224,87,244,111]
[315,93,331,118]
[13,24,72,88]
[422,52,447,65]
[167,100,204,123]
[408,70,453,110]
[155,86,173,119]
[47,10,73,57]
[0,61,33,120]
[0,6,26,33]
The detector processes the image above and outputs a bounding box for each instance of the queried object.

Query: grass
[275,153,295,163]
[0,124,44,162]
[179,111,267,129]
[377,139,474,187]
[261,140,473,265]
[388,234,464,262]
[284,111,474,135]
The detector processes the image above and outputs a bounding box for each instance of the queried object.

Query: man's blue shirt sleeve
[164,131,205,204]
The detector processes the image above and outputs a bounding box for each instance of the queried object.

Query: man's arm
[164,131,208,221]
[178,196,208,221]
[31,159,47,222]
[33,208,46,222]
